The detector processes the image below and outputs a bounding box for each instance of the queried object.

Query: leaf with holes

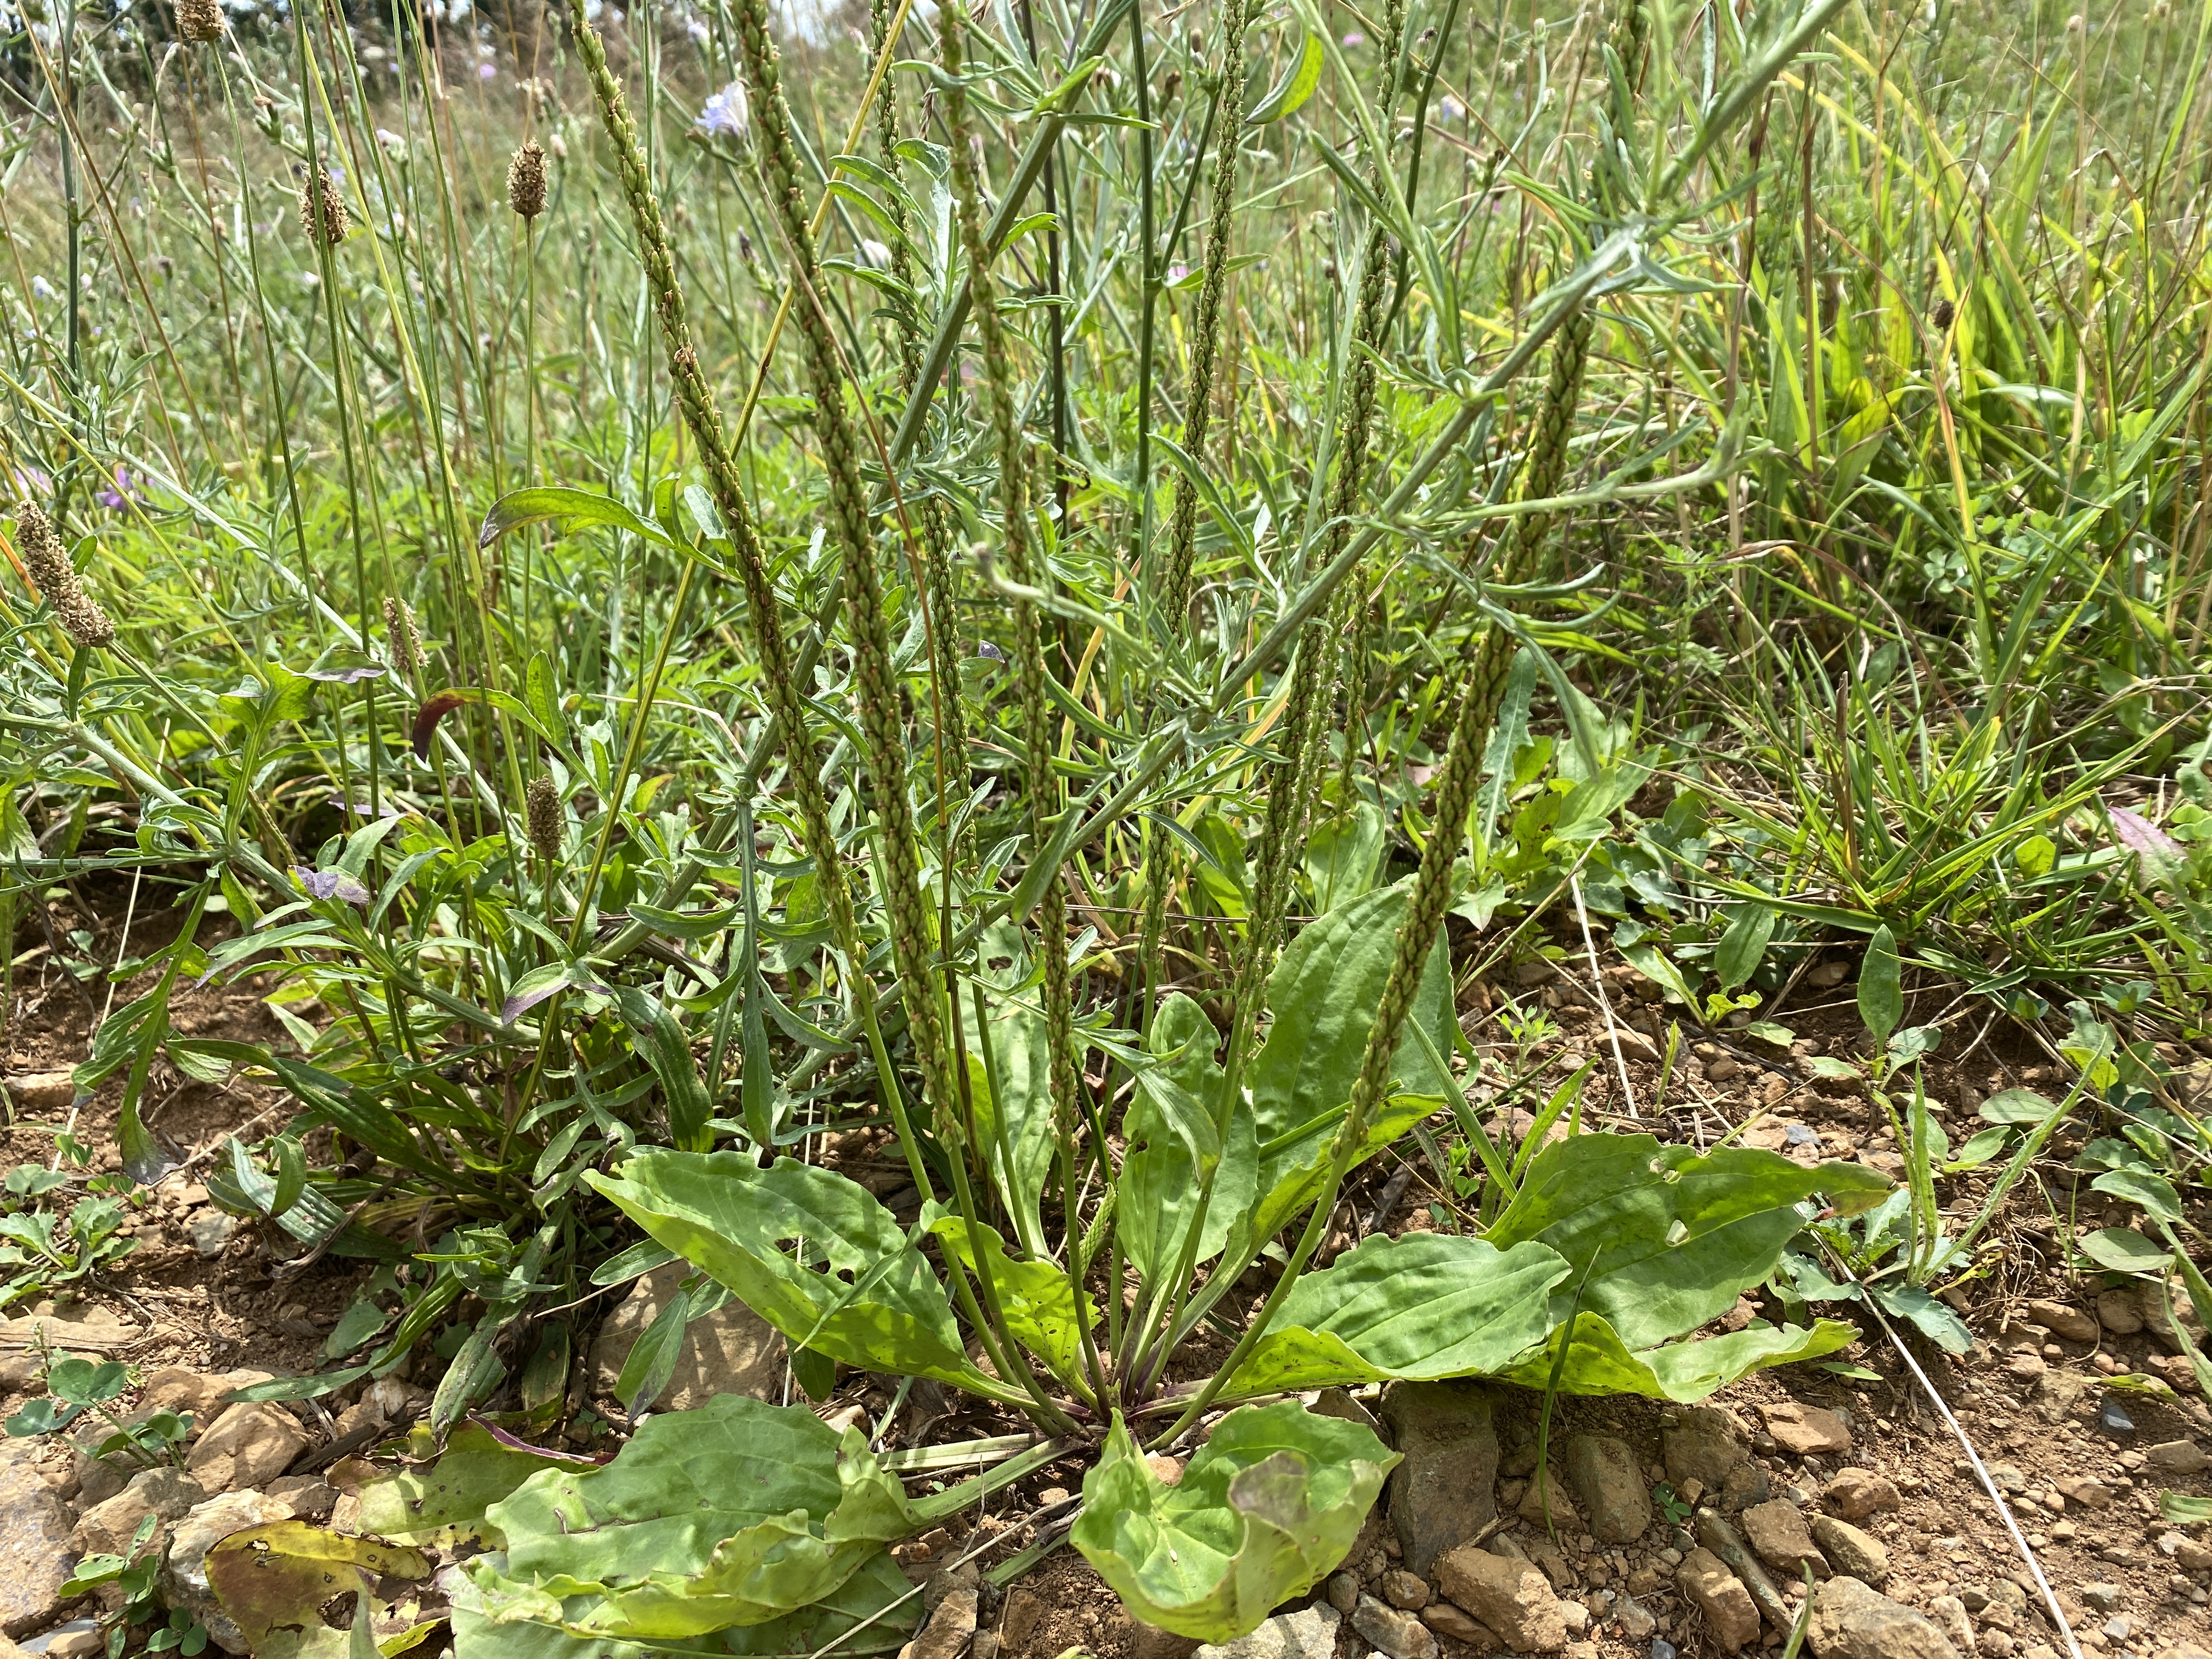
[1073,1403,1396,1640]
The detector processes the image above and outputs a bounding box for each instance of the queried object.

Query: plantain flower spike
[176,0,222,43]
[16,501,115,648]
[298,168,351,246]
[382,594,422,674]
[507,139,548,219]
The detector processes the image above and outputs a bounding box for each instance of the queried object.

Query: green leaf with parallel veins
[339,1422,590,1547]
[1493,1310,1859,1401]
[1485,1133,1892,1351]
[2091,1169,2183,1226]
[1248,882,1454,1151]
[1072,1404,1397,1641]
[1714,903,1775,992]
[1223,1233,1570,1396]
[2075,1227,2171,1274]
[466,1397,917,1639]
[478,487,675,552]
[1858,925,1903,1046]
[1223,1093,1441,1272]
[1122,995,1255,1279]
[584,1153,1017,1402]
[927,1210,1097,1385]
[452,1549,916,1659]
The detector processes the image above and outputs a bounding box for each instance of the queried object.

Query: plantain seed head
[507,139,548,219]
[176,0,222,43]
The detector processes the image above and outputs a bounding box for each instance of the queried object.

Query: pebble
[2143,1440,2208,1475]
[2026,1300,2100,1343]
[1650,1643,1677,1659]
[2080,1583,2125,1613]
[2100,1401,2136,1437]
[1350,1594,1436,1659]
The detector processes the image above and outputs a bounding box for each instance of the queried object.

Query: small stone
[1416,1601,1489,1645]
[46,1628,104,1659]
[1352,1593,1438,1659]
[1036,1487,1070,1508]
[1328,1574,1361,1616]
[2143,1439,2208,1475]
[2055,1475,2113,1509]
[1651,1642,1677,1659]
[2099,1400,2136,1436]
[592,1262,786,1413]
[2151,1645,2212,1659]
[183,1401,309,1492]
[972,1633,1001,1659]
[1380,1571,1430,1612]
[1379,1381,1501,1577]
[1805,1576,1962,1659]
[1977,1634,2015,1657]
[1190,1603,1340,1659]
[2006,1352,2047,1382]
[1741,1498,1826,1574]
[1824,1468,1903,1521]
[1561,1434,1652,1544]
[1760,1401,1853,1456]
[923,1561,981,1614]
[1516,1464,1582,1530]
[160,1489,296,1652]
[1928,1594,1976,1654]
[4,1071,74,1112]
[0,1445,79,1636]
[2097,1289,2145,1336]
[1985,1463,2028,1495]
[1616,1594,1656,1639]
[1436,1545,1566,1653]
[1557,1600,1588,1638]
[1675,1548,1760,1653]
[1000,1588,1043,1651]
[1133,1625,1199,1659]
[2025,1300,2099,1343]
[913,1588,979,1659]
[2079,1583,2124,1613]
[71,1465,208,1558]
[187,1210,239,1257]
[260,1475,337,1525]
[1663,1407,1752,1492]
[1810,1516,1889,1587]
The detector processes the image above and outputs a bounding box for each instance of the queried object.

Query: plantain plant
[399,0,1901,1650]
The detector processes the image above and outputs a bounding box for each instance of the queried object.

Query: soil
[4,882,2210,1659]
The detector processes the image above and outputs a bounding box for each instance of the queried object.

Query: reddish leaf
[411,689,476,759]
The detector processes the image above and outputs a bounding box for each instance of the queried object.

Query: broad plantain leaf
[452,1549,916,1659]
[336,1421,595,1547]
[205,1521,433,1659]
[585,1153,1018,1402]
[1122,994,1255,1278]
[464,1397,917,1640]
[1247,881,1454,1150]
[962,926,1060,1257]
[927,1209,1098,1385]
[1223,1233,1570,1396]
[1485,1133,1891,1351]
[1493,1310,1860,1401]
[1072,1403,1397,1640]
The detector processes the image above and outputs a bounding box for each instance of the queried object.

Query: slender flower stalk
[723,0,961,1130]
[1153,0,1257,633]
[871,0,969,848]
[943,0,1106,1404]
[1132,0,1261,1017]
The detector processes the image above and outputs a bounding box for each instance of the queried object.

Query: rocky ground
[4,890,2212,1659]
